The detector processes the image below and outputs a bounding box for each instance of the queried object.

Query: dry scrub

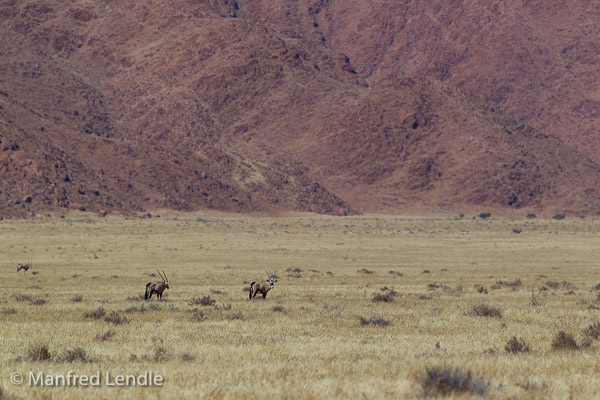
[1,214,600,399]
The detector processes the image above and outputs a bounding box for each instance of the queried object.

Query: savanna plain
[1,213,600,399]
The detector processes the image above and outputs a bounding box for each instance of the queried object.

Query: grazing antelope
[249,271,277,300]
[145,271,170,301]
[17,262,32,275]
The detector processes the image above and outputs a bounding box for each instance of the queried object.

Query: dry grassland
[1,213,600,399]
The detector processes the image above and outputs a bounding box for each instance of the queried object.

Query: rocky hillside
[235,0,600,162]
[1,0,599,218]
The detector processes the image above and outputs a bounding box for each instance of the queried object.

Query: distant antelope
[145,271,170,301]
[249,271,277,300]
[17,262,32,275]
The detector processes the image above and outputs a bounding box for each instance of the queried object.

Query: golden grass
[1,213,600,399]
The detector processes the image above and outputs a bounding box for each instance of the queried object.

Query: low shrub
[189,296,216,306]
[466,304,502,318]
[372,293,395,303]
[11,293,32,302]
[357,268,375,275]
[60,347,91,363]
[551,331,579,350]
[358,316,391,327]
[583,322,600,340]
[27,343,52,362]
[96,330,115,342]
[84,307,106,319]
[419,366,492,397]
[104,311,129,325]
[505,336,531,354]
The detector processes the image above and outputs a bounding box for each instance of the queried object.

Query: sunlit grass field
[1,213,600,399]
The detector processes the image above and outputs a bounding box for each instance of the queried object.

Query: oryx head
[266,270,277,288]
[158,270,170,289]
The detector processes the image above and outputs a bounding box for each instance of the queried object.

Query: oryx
[17,262,33,275]
[249,271,277,300]
[145,271,170,301]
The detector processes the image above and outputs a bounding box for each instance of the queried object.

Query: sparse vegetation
[418,366,492,397]
[124,305,148,313]
[71,295,83,302]
[372,292,395,302]
[181,353,196,362]
[60,347,92,363]
[466,304,502,318]
[478,212,492,219]
[357,268,375,275]
[358,316,391,326]
[495,278,521,289]
[152,338,170,361]
[551,331,580,350]
[583,322,600,340]
[104,311,129,325]
[84,307,106,319]
[553,213,566,220]
[189,296,216,306]
[96,330,115,342]
[1,214,600,398]
[11,293,32,302]
[272,305,284,312]
[505,336,531,354]
[191,310,205,322]
[26,343,52,362]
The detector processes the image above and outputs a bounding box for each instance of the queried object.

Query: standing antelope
[17,262,32,275]
[145,271,170,301]
[249,271,277,300]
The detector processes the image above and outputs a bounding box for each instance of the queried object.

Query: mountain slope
[1,0,599,217]
[234,0,600,163]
